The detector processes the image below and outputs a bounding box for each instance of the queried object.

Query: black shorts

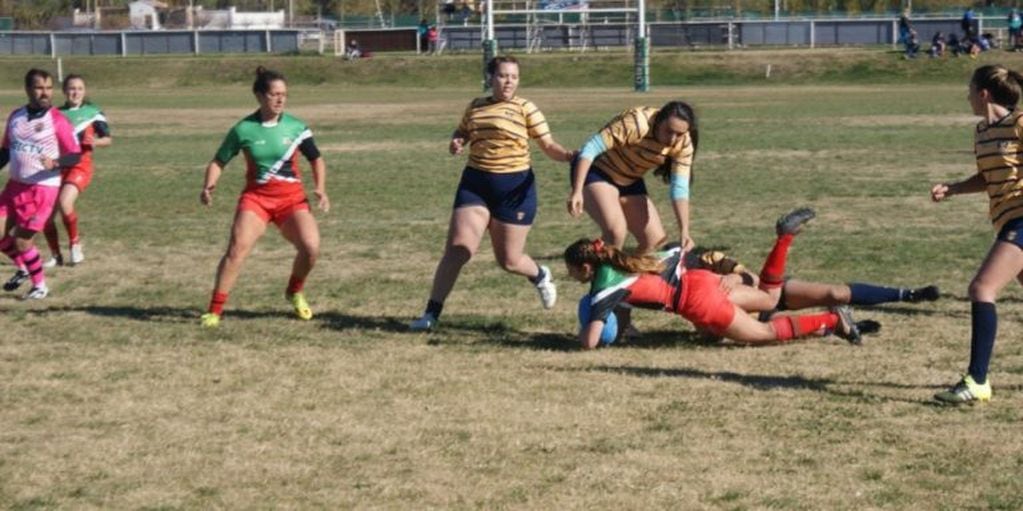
[453,167,537,225]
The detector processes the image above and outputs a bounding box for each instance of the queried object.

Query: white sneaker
[22,284,49,300]
[42,255,63,269]
[409,312,437,332]
[69,243,84,265]
[534,265,557,309]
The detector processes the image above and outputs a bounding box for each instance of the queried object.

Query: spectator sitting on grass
[929,31,946,58]
[904,28,920,59]
[344,39,362,60]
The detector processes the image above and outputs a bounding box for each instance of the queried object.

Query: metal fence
[0,30,301,56]
[437,17,972,51]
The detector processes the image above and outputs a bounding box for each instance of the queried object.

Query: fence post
[810,19,815,48]
[265,29,272,53]
[49,32,56,58]
[892,19,897,50]
[121,31,127,56]
[727,21,734,50]
[193,30,199,55]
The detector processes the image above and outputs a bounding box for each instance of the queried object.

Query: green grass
[1,50,1023,508]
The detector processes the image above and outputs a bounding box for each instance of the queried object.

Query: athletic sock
[967,301,997,385]
[62,211,79,245]
[286,275,305,295]
[759,233,794,290]
[425,299,444,319]
[848,282,905,305]
[0,236,19,264]
[43,221,61,256]
[19,247,44,286]
[770,312,839,341]
[529,264,547,285]
[208,291,228,316]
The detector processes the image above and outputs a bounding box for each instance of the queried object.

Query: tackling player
[567,102,698,253]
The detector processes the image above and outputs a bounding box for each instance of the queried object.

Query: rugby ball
[577,294,618,346]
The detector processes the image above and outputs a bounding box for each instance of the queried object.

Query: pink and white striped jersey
[1,107,80,187]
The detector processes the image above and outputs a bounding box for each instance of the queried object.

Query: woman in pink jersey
[0,69,81,300]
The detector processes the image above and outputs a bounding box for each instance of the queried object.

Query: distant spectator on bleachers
[344,39,362,60]
[898,11,913,45]
[442,0,456,20]
[947,33,965,57]
[929,31,946,58]
[904,28,920,59]
[418,18,430,53]
[962,7,976,40]
[427,25,440,54]
[1008,9,1022,50]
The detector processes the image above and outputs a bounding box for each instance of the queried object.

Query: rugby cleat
[42,255,63,269]
[534,265,557,310]
[3,269,29,292]
[831,305,862,345]
[69,243,84,265]
[200,312,221,328]
[856,319,882,336]
[287,292,313,321]
[905,285,940,303]
[21,284,48,300]
[409,312,437,332]
[776,207,816,236]
[934,374,991,405]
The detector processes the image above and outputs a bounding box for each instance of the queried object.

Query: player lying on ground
[565,208,882,349]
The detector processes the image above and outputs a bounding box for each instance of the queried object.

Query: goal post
[482,0,649,92]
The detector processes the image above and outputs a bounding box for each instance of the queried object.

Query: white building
[129,0,168,30]
[196,7,285,30]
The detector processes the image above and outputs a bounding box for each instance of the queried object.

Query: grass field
[3,50,1023,509]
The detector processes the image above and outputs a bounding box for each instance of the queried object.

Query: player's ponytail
[253,66,287,96]
[971,64,1022,108]
[564,238,664,275]
[652,100,699,185]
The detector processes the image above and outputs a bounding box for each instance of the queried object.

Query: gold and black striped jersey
[975,109,1023,230]
[455,96,550,173]
[592,106,694,186]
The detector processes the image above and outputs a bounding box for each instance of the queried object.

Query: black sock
[425,299,444,319]
[967,301,997,384]
[529,265,546,285]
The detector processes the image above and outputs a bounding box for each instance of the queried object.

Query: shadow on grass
[578,365,960,405]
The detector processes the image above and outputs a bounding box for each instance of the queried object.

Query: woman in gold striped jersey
[410,56,574,331]
[567,102,697,253]
[931,64,1023,404]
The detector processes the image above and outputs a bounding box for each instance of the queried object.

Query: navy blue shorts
[453,167,537,225]
[997,216,1023,249]
[569,156,647,197]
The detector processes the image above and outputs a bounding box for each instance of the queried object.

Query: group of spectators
[900,7,1022,59]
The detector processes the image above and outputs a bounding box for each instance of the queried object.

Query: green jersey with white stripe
[214,112,313,189]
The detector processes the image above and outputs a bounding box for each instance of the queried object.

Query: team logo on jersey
[516,211,525,221]
[254,139,266,145]
[1007,230,1018,242]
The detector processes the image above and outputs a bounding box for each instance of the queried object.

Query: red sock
[43,220,61,256]
[62,211,79,245]
[286,275,305,295]
[208,291,228,315]
[771,312,838,341]
[759,234,794,290]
